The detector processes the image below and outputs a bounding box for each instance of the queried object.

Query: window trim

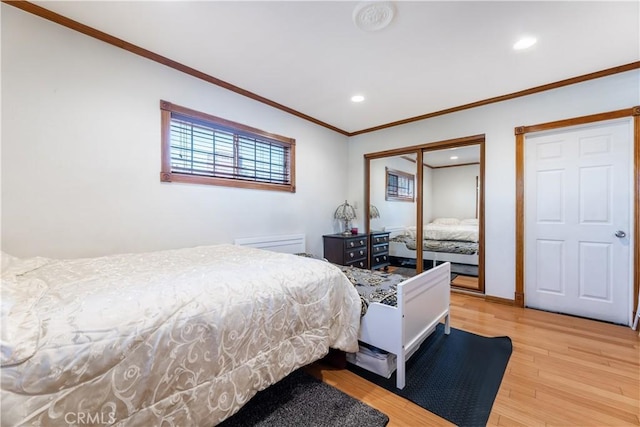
[385,167,415,202]
[160,100,296,192]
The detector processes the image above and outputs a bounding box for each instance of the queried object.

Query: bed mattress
[424,224,479,243]
[1,245,361,426]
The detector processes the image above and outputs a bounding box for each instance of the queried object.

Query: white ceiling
[397,145,480,167]
[32,1,639,134]
[423,145,480,168]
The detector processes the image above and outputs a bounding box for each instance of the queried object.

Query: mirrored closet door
[367,152,420,277]
[365,136,485,292]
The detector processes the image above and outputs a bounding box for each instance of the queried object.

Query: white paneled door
[524,119,632,325]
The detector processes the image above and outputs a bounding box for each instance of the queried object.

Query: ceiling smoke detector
[353,2,396,32]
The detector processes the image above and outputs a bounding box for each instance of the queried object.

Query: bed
[386,217,479,270]
[0,244,361,426]
[339,262,451,389]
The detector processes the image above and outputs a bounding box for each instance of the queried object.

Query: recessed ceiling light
[351,95,365,103]
[450,156,459,160]
[513,36,537,50]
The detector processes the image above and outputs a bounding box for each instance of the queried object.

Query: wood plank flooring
[305,293,640,426]
[386,265,481,292]
[451,274,479,290]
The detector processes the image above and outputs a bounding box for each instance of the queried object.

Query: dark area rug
[218,369,389,427]
[347,324,512,427]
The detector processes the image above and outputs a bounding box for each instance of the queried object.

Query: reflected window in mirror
[385,167,415,202]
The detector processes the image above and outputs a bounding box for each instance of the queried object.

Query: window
[385,167,414,202]
[160,101,295,192]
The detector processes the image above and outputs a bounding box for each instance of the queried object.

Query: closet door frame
[515,106,639,310]
[365,134,485,293]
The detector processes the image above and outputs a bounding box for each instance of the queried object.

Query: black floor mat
[348,324,512,427]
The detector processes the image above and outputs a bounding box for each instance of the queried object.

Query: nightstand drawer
[372,254,389,265]
[371,234,389,245]
[346,247,367,260]
[345,237,367,249]
[372,243,389,254]
[346,259,368,269]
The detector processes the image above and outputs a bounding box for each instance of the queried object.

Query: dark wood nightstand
[369,231,390,270]
[322,233,369,269]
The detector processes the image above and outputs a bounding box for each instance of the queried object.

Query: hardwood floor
[386,265,480,292]
[451,274,478,290]
[305,293,640,426]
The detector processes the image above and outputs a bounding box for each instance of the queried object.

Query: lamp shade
[334,200,356,234]
[334,200,356,221]
[369,205,380,219]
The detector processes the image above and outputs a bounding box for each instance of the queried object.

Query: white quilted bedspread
[424,223,479,242]
[1,245,361,426]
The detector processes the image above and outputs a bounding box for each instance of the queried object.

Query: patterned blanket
[337,265,408,314]
[296,253,408,314]
[391,235,478,254]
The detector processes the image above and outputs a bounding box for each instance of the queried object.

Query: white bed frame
[359,262,450,389]
[234,233,451,389]
[384,225,479,266]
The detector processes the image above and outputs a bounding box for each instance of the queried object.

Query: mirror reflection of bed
[367,141,484,293]
[386,218,479,290]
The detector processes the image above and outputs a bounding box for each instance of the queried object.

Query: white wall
[430,164,479,221]
[347,69,640,300]
[422,165,433,225]
[1,5,349,258]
